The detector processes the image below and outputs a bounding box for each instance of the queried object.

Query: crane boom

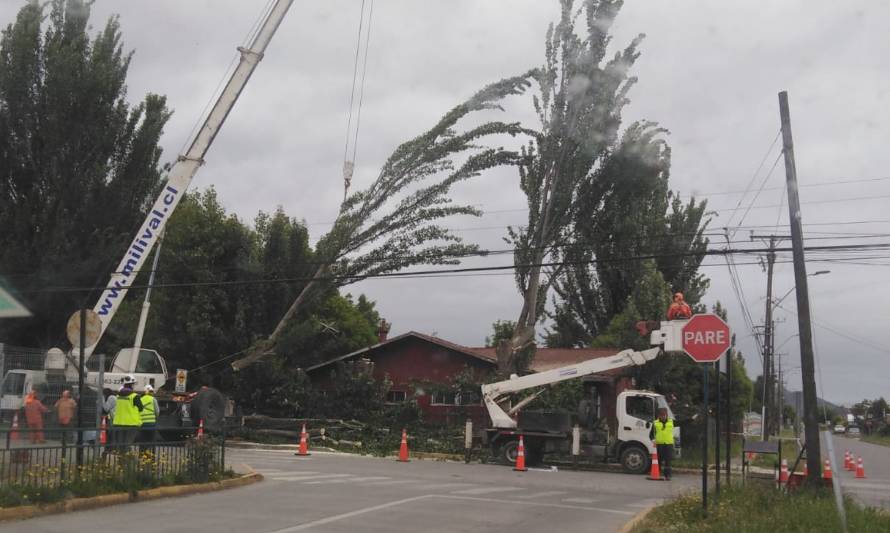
[82,0,295,361]
[482,347,661,429]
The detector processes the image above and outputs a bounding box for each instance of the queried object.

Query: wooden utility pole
[778,91,822,484]
[752,234,780,439]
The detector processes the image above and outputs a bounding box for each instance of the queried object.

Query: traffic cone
[99,416,108,445]
[513,436,527,472]
[844,450,853,471]
[398,428,410,462]
[823,459,832,480]
[647,452,662,481]
[295,423,311,456]
[10,413,20,442]
[855,457,866,479]
[196,419,205,439]
[779,459,789,484]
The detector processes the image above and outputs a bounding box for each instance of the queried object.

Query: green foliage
[633,484,890,533]
[535,380,584,412]
[303,361,392,421]
[0,0,172,346]
[485,320,516,347]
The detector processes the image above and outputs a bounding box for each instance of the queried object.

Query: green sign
[0,285,31,318]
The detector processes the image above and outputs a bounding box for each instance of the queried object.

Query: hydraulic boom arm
[81,0,294,362]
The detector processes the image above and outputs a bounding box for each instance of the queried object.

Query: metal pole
[715,361,721,499]
[465,419,473,464]
[77,308,85,466]
[778,91,822,485]
[702,364,709,516]
[726,350,733,484]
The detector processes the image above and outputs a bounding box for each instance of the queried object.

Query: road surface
[824,432,890,509]
[2,447,697,532]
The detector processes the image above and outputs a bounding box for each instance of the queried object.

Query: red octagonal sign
[682,314,731,363]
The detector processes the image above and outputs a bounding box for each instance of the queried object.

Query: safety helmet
[122,375,137,385]
[144,384,155,393]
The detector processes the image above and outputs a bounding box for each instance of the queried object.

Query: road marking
[363,479,419,486]
[437,495,635,515]
[516,490,567,499]
[254,469,285,474]
[302,476,390,485]
[265,495,431,532]
[627,501,659,508]
[265,471,319,478]
[452,486,524,496]
[273,474,353,482]
[562,497,598,504]
[417,482,477,490]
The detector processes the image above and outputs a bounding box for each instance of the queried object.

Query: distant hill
[783,388,844,417]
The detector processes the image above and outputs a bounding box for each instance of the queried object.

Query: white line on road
[627,501,659,508]
[273,474,353,482]
[264,496,432,532]
[437,494,636,515]
[515,490,568,499]
[451,486,524,495]
[362,479,419,486]
[562,497,598,504]
[264,471,319,478]
[302,476,390,485]
[417,482,477,490]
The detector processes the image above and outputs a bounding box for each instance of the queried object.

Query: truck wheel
[525,440,545,466]
[190,387,226,432]
[499,439,520,465]
[620,445,649,475]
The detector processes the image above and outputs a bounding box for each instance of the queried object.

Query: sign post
[175,369,188,393]
[681,314,732,516]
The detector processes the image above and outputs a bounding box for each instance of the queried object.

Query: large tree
[0,0,171,346]
[546,123,710,347]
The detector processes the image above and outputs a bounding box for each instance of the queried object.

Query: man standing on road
[138,385,160,448]
[112,376,143,449]
[54,390,77,435]
[23,391,48,444]
[651,407,675,480]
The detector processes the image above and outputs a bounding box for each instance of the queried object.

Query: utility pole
[751,234,781,439]
[778,91,822,485]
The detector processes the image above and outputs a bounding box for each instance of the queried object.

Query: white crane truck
[482,321,686,474]
[0,0,295,432]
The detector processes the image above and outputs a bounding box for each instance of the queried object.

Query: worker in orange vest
[23,391,48,444]
[667,292,692,320]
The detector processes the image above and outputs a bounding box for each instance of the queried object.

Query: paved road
[824,433,890,509]
[3,448,697,533]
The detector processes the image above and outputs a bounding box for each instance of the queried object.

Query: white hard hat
[123,375,137,385]
[144,384,155,393]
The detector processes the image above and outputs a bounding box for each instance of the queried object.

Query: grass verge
[632,483,890,533]
[861,434,890,447]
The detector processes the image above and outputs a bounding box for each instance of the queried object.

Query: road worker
[650,407,675,480]
[138,384,160,447]
[112,375,143,448]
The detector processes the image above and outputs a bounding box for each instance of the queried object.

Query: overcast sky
[3,0,887,405]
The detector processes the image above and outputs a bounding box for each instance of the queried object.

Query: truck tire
[190,387,226,433]
[620,444,650,475]
[498,439,520,465]
[525,440,545,466]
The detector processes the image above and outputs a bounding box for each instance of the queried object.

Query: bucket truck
[0,1,295,431]
[482,322,685,474]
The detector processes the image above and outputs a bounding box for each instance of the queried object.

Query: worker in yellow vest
[112,375,143,449]
[138,384,159,449]
[650,407,675,480]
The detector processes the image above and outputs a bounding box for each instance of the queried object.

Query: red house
[304,328,636,430]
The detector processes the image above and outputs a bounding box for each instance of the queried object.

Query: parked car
[847,426,861,437]
[834,424,846,434]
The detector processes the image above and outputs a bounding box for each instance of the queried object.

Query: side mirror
[645,421,652,429]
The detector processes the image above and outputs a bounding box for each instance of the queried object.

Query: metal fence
[0,426,225,493]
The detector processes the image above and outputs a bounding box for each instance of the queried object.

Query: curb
[0,471,263,523]
[615,501,658,533]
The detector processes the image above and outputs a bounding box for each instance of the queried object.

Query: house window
[431,391,458,405]
[386,390,407,404]
[457,390,481,406]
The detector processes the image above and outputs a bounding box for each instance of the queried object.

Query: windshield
[1,372,25,395]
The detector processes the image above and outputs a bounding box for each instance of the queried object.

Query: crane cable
[342,0,375,202]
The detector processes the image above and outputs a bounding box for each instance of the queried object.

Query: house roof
[304,331,620,375]
[468,347,620,373]
[303,331,497,373]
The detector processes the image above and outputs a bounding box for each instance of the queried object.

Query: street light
[773,270,831,308]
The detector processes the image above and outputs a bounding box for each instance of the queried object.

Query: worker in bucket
[650,407,675,480]
[666,292,692,320]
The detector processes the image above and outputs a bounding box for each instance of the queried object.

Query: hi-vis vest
[114,392,142,427]
[653,419,675,445]
[140,394,157,424]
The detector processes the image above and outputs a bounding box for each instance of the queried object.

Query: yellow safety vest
[140,394,157,424]
[113,392,142,427]
[653,419,675,445]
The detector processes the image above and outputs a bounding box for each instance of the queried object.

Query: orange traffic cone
[855,457,866,479]
[295,423,311,456]
[823,459,832,480]
[196,419,205,439]
[398,428,410,462]
[10,413,20,442]
[99,416,108,445]
[513,436,527,472]
[844,450,853,471]
[779,459,790,484]
[647,452,662,481]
